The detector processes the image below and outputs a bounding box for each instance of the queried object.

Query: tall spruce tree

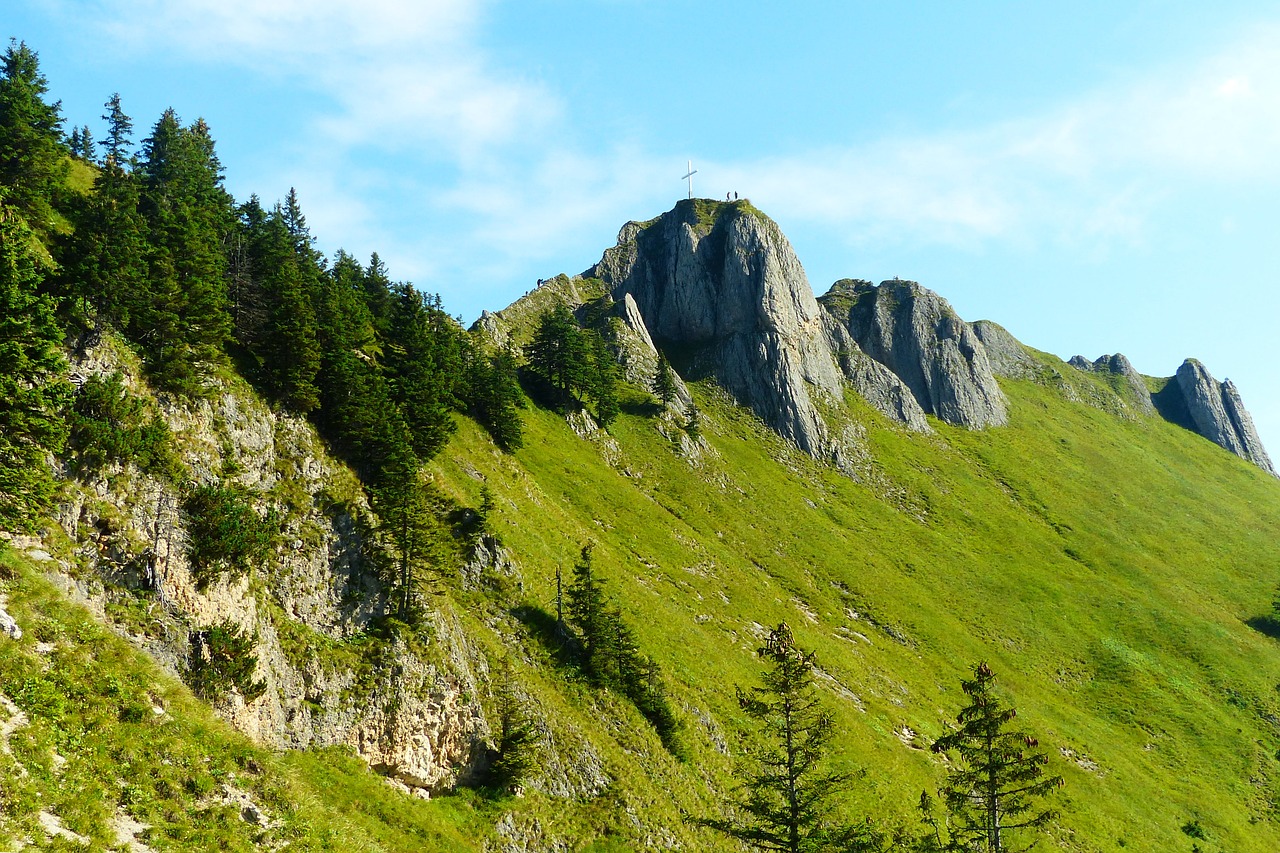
[99,92,133,166]
[702,622,870,853]
[381,285,463,461]
[927,663,1061,853]
[0,197,69,530]
[525,303,589,409]
[57,156,149,332]
[247,206,321,413]
[653,351,677,405]
[0,40,67,229]
[136,109,232,393]
[465,344,525,451]
[587,329,620,427]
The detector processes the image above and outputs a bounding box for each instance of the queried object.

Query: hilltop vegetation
[3,35,1280,852]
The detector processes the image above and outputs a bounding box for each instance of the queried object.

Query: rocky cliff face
[1168,359,1276,476]
[820,279,1007,429]
[587,199,844,455]
[47,339,491,794]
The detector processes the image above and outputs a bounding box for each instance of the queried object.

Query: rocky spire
[1168,359,1276,476]
[587,199,844,455]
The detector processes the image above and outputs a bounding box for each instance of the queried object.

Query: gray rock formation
[1170,359,1276,476]
[0,601,19,640]
[613,292,692,410]
[587,200,844,454]
[971,320,1040,381]
[821,315,930,432]
[1068,353,1156,417]
[821,279,1007,428]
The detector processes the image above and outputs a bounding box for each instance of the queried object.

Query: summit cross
[682,160,697,199]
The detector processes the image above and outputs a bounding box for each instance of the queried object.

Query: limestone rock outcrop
[48,339,491,794]
[613,292,692,410]
[587,200,844,454]
[971,320,1040,381]
[1068,353,1156,417]
[821,279,1007,428]
[1169,359,1276,476]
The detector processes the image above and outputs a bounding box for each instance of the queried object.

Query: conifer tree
[525,303,589,409]
[247,207,320,412]
[566,543,608,674]
[381,285,463,460]
[487,663,542,794]
[653,351,677,405]
[465,344,525,451]
[0,39,67,228]
[136,109,233,393]
[702,622,868,853]
[57,155,149,332]
[0,197,69,530]
[99,92,133,165]
[587,329,620,428]
[370,452,448,623]
[927,663,1061,853]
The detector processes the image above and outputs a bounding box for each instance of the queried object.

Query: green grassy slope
[0,549,499,851]
[4,329,1278,850]
[424,352,1280,851]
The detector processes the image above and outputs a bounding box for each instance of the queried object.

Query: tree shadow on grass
[1245,615,1280,640]
[510,604,580,669]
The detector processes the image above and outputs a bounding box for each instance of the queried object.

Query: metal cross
[682,160,697,199]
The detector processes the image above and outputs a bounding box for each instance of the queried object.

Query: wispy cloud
[55,3,1280,315]
[732,25,1280,253]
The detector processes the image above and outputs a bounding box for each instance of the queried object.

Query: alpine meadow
[4,34,1280,853]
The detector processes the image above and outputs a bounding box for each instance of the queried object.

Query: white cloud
[80,0,556,156]
[715,25,1280,253]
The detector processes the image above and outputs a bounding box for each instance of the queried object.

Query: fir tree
[57,157,149,332]
[587,329,620,428]
[465,344,525,451]
[247,207,321,412]
[566,543,609,674]
[653,351,677,405]
[0,197,69,530]
[0,39,67,228]
[487,663,542,794]
[525,303,589,409]
[381,285,463,461]
[136,109,233,393]
[927,663,1062,853]
[370,453,450,623]
[99,92,133,165]
[702,622,869,853]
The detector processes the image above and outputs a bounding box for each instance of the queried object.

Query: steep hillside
[4,191,1280,852]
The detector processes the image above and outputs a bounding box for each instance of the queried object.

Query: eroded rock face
[1068,353,1156,417]
[821,315,930,432]
[50,341,491,795]
[588,200,844,454]
[821,279,1007,428]
[1172,359,1276,476]
[971,320,1040,381]
[613,293,692,410]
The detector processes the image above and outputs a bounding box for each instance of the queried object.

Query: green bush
[182,483,276,586]
[186,620,266,702]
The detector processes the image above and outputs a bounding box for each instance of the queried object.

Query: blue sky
[10,1,1280,457]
